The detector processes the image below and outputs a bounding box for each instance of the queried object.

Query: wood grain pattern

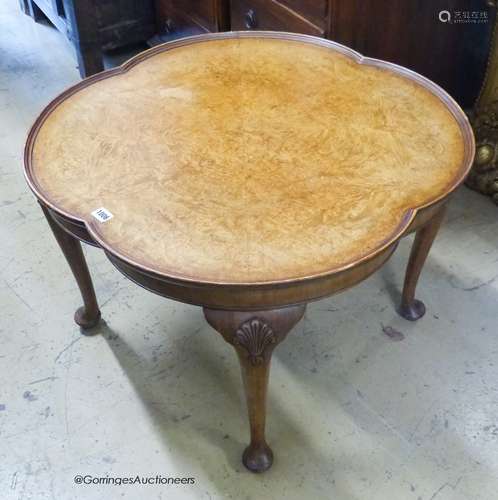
[25,32,474,286]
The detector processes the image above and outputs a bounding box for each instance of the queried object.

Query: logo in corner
[438,10,451,23]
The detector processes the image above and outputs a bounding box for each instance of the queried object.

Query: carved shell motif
[233,318,276,365]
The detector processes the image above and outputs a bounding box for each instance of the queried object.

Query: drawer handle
[164,18,175,34]
[244,9,257,29]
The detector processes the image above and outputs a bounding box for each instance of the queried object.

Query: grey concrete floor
[1,1,498,499]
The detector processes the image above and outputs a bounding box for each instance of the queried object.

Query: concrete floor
[1,1,498,499]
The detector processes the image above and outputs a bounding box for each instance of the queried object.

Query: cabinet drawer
[278,0,327,29]
[230,0,324,37]
[156,0,228,34]
[156,7,207,37]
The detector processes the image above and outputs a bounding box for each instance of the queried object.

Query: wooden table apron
[24,32,475,473]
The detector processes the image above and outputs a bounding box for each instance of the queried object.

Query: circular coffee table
[24,32,474,472]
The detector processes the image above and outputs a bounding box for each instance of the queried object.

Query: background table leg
[204,304,306,472]
[399,207,446,321]
[41,204,101,329]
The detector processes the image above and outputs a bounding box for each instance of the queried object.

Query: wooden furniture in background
[229,0,329,36]
[24,32,474,472]
[328,0,496,109]
[19,0,496,108]
[467,6,498,203]
[20,0,156,77]
[154,0,229,35]
[155,0,496,108]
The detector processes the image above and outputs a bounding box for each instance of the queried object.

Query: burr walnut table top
[25,32,474,285]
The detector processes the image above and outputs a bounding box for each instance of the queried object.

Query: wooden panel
[155,0,229,33]
[230,0,324,36]
[92,0,155,49]
[277,0,327,29]
[155,5,208,37]
[329,0,496,108]
[184,0,216,29]
[95,0,155,32]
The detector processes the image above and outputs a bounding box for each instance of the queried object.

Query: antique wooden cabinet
[328,0,496,109]
[155,0,230,33]
[21,0,156,78]
[155,0,496,108]
[22,0,495,107]
[229,0,329,36]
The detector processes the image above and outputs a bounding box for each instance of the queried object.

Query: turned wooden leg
[399,207,446,321]
[41,204,101,329]
[204,305,306,472]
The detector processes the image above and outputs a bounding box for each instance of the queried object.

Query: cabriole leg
[204,304,306,472]
[41,204,101,329]
[399,207,446,321]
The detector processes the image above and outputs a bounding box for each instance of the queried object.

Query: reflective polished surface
[27,34,471,284]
